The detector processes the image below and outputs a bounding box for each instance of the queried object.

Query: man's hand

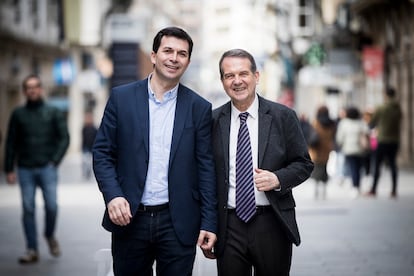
[107,197,132,226]
[6,172,17,185]
[254,168,280,191]
[197,230,217,259]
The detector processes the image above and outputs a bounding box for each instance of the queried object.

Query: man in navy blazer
[93,27,217,276]
[204,49,313,276]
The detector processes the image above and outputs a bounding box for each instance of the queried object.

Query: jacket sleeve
[4,110,18,173]
[196,103,217,234]
[92,91,125,204]
[52,108,70,165]
[274,108,314,194]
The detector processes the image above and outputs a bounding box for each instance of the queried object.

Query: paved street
[1,153,414,276]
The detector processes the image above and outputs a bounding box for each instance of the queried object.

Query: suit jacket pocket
[276,192,296,210]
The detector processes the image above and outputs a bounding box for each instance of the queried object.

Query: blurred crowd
[301,87,402,200]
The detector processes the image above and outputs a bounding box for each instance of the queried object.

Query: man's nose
[170,52,178,61]
[234,75,242,83]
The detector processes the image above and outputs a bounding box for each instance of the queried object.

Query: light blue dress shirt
[140,77,178,205]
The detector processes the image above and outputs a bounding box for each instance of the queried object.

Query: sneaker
[18,249,39,264]
[46,237,61,257]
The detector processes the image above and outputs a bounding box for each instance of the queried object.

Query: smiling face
[150,35,191,85]
[220,56,259,111]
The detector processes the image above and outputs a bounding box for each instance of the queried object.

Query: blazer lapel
[169,85,189,167]
[258,97,272,168]
[218,103,231,172]
[135,80,150,155]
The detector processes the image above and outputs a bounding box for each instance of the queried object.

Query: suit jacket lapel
[218,103,231,173]
[258,97,272,168]
[169,85,188,167]
[135,80,150,155]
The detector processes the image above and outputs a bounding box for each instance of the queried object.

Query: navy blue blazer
[93,79,217,246]
[212,96,314,256]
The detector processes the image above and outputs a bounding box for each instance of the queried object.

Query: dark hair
[346,106,361,120]
[219,49,257,79]
[316,105,329,118]
[386,87,396,98]
[152,27,193,59]
[22,74,42,90]
[316,105,335,127]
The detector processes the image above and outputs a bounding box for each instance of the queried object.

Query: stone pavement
[0,153,413,276]
[291,169,414,276]
[0,154,110,276]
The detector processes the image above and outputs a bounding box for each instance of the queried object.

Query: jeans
[81,150,93,179]
[345,155,362,188]
[17,164,58,251]
[112,208,196,276]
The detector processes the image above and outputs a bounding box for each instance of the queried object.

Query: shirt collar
[231,93,259,121]
[147,73,179,104]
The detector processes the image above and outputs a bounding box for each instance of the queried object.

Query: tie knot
[239,112,249,123]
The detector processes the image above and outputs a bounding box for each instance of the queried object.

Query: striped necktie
[235,112,256,222]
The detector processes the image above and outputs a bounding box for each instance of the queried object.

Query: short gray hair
[219,49,257,79]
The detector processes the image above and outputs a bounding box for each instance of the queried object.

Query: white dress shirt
[227,94,270,208]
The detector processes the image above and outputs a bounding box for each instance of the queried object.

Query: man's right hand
[6,172,16,184]
[107,197,133,226]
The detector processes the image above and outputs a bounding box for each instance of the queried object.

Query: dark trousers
[112,208,196,276]
[345,155,363,188]
[217,209,292,276]
[371,142,399,194]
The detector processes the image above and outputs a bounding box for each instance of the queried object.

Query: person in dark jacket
[365,87,402,198]
[3,74,69,264]
[93,27,217,275]
[207,49,313,276]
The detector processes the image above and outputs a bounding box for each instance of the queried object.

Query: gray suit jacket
[212,95,313,256]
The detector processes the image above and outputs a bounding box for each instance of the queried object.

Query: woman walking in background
[336,106,370,198]
[308,106,336,199]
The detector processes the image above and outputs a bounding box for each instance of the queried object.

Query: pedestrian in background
[308,105,336,200]
[299,113,313,145]
[366,87,402,198]
[361,109,376,177]
[207,49,313,276]
[336,106,369,198]
[81,112,97,180]
[3,74,70,264]
[93,27,217,275]
[333,107,349,184]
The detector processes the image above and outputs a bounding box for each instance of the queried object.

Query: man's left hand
[197,230,217,259]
